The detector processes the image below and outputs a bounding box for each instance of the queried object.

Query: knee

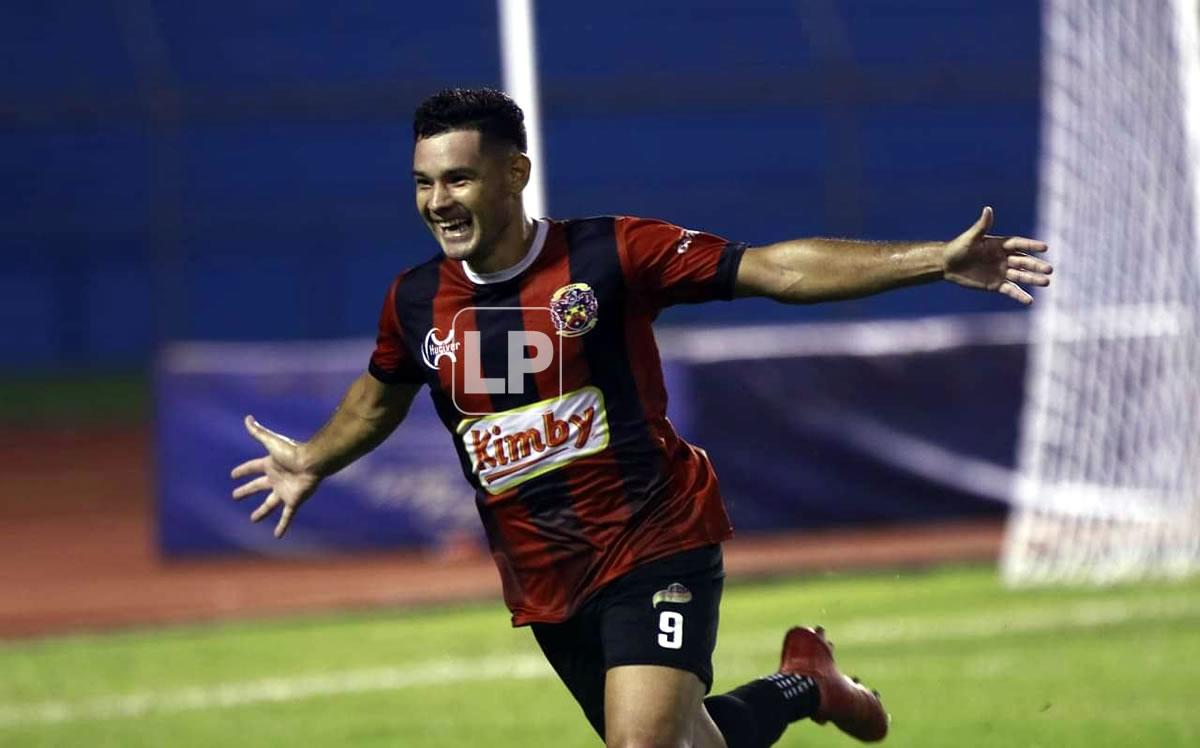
[605,733,684,748]
[605,708,695,748]
[605,716,713,748]
[603,665,714,747]
[604,714,693,748]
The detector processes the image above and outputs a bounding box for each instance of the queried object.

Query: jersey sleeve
[614,216,747,309]
[367,273,425,385]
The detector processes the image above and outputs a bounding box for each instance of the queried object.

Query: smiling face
[412,129,528,267]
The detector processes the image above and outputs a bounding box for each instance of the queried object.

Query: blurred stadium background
[2,0,1198,746]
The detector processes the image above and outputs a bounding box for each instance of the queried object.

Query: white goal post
[498,0,547,220]
[1002,0,1200,584]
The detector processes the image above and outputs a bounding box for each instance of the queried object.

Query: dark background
[1,0,1040,373]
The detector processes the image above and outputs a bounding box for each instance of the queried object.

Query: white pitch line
[833,595,1200,646]
[0,654,552,729]
[3,595,1198,729]
[714,595,1200,658]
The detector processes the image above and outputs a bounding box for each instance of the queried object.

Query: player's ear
[509,151,531,195]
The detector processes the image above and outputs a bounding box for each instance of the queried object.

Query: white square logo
[422,306,565,416]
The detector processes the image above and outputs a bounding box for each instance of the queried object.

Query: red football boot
[779,626,889,742]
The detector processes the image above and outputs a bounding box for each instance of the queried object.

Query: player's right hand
[230,415,321,538]
[943,206,1052,304]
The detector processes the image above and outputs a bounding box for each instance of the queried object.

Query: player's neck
[466,214,537,277]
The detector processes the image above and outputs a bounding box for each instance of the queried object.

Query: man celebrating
[231,88,1050,747]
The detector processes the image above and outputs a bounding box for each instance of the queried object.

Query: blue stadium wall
[1,1,1040,369]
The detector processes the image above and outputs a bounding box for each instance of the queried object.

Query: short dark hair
[413,87,527,153]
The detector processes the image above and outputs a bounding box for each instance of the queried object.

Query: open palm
[230,416,321,538]
[944,206,1052,304]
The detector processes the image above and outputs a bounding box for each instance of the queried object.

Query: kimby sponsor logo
[458,386,609,494]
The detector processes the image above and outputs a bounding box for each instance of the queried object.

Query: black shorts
[530,544,725,738]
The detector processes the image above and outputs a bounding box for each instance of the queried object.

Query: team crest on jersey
[421,327,461,370]
[549,283,599,338]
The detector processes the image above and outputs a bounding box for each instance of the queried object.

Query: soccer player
[230,88,1051,747]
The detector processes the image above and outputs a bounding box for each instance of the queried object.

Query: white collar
[461,219,548,285]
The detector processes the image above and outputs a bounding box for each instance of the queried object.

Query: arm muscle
[299,373,421,477]
[735,238,946,304]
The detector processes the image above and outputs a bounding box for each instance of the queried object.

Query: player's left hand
[943,206,1052,304]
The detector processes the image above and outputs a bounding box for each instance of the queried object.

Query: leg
[533,613,727,746]
[776,626,889,742]
[532,610,608,738]
[579,544,886,746]
[604,664,726,748]
[703,674,815,748]
[596,546,727,747]
[704,626,889,746]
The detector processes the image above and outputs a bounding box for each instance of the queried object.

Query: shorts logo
[421,327,461,369]
[458,386,609,494]
[652,583,692,608]
[549,283,599,338]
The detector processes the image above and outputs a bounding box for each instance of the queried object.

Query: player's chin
[437,236,479,262]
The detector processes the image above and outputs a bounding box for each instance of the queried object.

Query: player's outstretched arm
[229,373,421,538]
[734,206,1051,305]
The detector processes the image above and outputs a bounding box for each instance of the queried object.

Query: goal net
[1002,0,1200,584]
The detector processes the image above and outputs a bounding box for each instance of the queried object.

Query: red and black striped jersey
[369,216,746,625]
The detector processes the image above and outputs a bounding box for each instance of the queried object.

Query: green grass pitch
[3,564,1198,747]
